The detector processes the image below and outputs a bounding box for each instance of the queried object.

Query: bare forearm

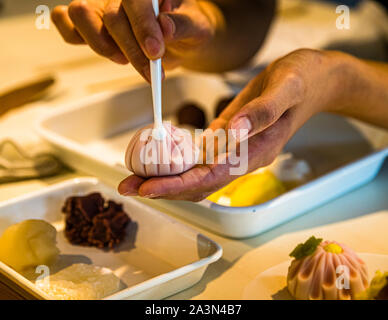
[182,0,276,72]
[327,51,388,129]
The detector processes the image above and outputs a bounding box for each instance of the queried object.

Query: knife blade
[0,75,55,117]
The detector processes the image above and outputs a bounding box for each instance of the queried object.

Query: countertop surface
[0,0,387,300]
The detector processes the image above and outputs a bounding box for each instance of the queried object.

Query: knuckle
[103,11,119,28]
[131,10,147,27]
[122,0,134,7]
[284,71,305,97]
[90,41,115,57]
[96,44,114,57]
[68,0,89,21]
[253,101,278,126]
[51,6,66,23]
[132,14,156,39]
[262,105,278,125]
[102,3,122,28]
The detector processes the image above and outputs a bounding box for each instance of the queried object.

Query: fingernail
[231,116,252,131]
[118,188,137,196]
[122,191,138,196]
[231,117,252,140]
[144,36,162,58]
[110,52,128,64]
[143,193,159,199]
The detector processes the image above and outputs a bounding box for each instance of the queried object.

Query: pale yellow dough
[0,219,59,272]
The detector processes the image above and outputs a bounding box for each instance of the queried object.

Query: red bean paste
[62,193,130,249]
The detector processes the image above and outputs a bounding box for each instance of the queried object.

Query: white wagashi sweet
[287,238,368,300]
[36,263,120,300]
[125,122,199,177]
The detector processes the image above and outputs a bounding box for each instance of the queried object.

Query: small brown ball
[214,95,236,118]
[177,102,207,129]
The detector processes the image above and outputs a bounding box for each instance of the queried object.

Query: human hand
[118,49,346,201]
[51,0,218,81]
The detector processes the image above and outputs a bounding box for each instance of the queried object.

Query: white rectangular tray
[36,73,388,238]
[0,178,222,299]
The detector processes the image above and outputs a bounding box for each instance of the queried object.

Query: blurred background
[0,0,70,17]
[0,0,387,147]
[0,0,369,16]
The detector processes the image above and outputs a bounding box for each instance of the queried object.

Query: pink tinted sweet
[125,122,199,177]
[287,241,368,300]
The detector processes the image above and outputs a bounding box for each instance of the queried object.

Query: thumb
[159,12,209,43]
[228,74,304,140]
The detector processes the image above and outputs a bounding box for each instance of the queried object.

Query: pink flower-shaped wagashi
[287,239,368,300]
[125,122,199,177]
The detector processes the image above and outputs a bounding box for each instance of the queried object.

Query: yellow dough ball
[0,219,59,272]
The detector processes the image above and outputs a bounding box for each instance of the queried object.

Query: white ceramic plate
[242,253,388,300]
[0,178,222,300]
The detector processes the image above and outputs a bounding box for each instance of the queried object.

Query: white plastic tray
[0,178,222,300]
[36,73,388,238]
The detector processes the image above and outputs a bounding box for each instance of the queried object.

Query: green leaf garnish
[356,271,388,300]
[289,236,323,260]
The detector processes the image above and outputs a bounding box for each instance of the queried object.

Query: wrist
[321,50,365,113]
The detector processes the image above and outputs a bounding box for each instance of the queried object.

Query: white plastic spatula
[150,0,166,140]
